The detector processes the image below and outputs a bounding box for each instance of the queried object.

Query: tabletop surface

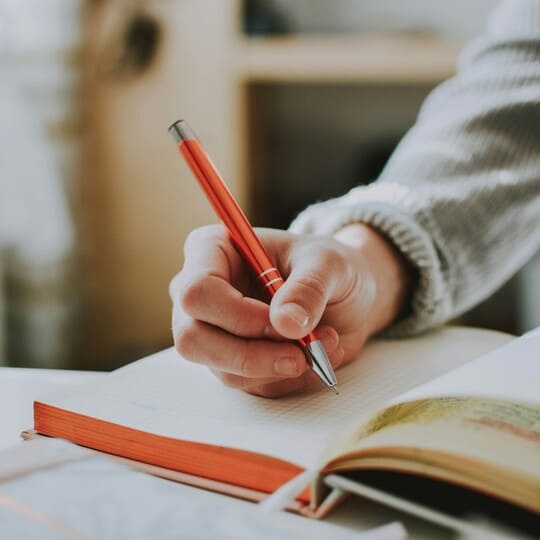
[0,366,103,452]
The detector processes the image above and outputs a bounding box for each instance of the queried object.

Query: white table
[0,367,103,452]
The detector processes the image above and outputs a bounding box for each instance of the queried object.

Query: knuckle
[314,243,349,278]
[323,249,352,287]
[237,340,259,378]
[169,273,182,302]
[316,246,338,270]
[229,309,254,337]
[179,276,208,313]
[294,273,327,304]
[216,371,241,389]
[248,384,279,399]
[227,310,244,337]
[333,255,360,305]
[175,321,199,359]
[184,229,202,254]
[185,225,224,252]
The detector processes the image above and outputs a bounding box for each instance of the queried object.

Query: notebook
[31,326,540,518]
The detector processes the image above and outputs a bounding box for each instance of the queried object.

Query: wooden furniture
[82,0,461,368]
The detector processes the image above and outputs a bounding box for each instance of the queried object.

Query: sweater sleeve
[289,0,540,336]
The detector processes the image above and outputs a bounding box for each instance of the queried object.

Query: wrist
[334,223,415,336]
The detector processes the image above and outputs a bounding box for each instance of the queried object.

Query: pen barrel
[179,139,278,278]
[172,122,317,349]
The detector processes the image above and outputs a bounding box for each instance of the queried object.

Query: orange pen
[169,119,338,393]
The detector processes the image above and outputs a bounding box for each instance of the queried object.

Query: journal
[32,327,540,516]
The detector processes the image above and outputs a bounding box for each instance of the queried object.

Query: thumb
[269,251,343,339]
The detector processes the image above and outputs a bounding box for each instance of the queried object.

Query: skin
[170,223,414,398]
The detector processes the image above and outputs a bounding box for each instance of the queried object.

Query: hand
[170,223,413,397]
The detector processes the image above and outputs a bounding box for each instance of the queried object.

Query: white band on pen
[258,267,278,278]
[264,277,284,288]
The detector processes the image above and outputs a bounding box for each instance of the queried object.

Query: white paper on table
[0,440,406,540]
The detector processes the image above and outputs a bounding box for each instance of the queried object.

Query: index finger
[171,225,278,339]
[179,225,240,285]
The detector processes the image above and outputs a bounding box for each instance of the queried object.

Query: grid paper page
[43,327,511,469]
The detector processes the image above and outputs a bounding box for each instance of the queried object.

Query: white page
[390,331,540,407]
[39,327,511,470]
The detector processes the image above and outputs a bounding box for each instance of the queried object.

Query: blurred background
[1,0,539,371]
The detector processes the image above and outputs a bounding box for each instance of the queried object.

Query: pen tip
[330,385,340,395]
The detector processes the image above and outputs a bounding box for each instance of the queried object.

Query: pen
[169,119,339,394]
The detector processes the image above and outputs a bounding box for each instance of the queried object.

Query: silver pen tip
[304,340,338,389]
[330,385,340,395]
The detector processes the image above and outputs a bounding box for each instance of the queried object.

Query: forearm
[291,0,540,335]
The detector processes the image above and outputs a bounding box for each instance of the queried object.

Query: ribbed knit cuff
[289,183,452,336]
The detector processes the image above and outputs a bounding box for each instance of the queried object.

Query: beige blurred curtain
[0,0,83,367]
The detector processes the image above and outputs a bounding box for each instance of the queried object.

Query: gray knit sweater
[290,0,540,335]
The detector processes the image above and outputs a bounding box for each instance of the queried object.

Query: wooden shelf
[233,34,462,84]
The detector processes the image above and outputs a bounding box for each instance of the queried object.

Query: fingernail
[274,356,299,376]
[281,303,310,329]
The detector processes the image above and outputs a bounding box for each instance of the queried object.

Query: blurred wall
[270,0,496,37]
[79,0,241,369]
[4,0,536,370]
[77,0,540,370]
[0,0,81,367]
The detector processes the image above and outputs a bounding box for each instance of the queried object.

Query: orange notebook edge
[31,401,317,510]
[21,429,310,512]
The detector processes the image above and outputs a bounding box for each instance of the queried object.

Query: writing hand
[170,223,412,397]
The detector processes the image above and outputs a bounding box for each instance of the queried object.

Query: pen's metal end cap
[168,119,197,144]
[168,119,184,144]
[168,119,184,131]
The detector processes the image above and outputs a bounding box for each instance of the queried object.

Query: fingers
[234,374,309,398]
[175,318,339,379]
[178,319,306,377]
[269,246,352,340]
[171,225,359,398]
[171,225,279,339]
[176,274,278,339]
[213,342,345,398]
[174,226,352,344]
[178,225,240,284]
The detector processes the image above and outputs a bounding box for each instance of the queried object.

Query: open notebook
[31,327,540,518]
